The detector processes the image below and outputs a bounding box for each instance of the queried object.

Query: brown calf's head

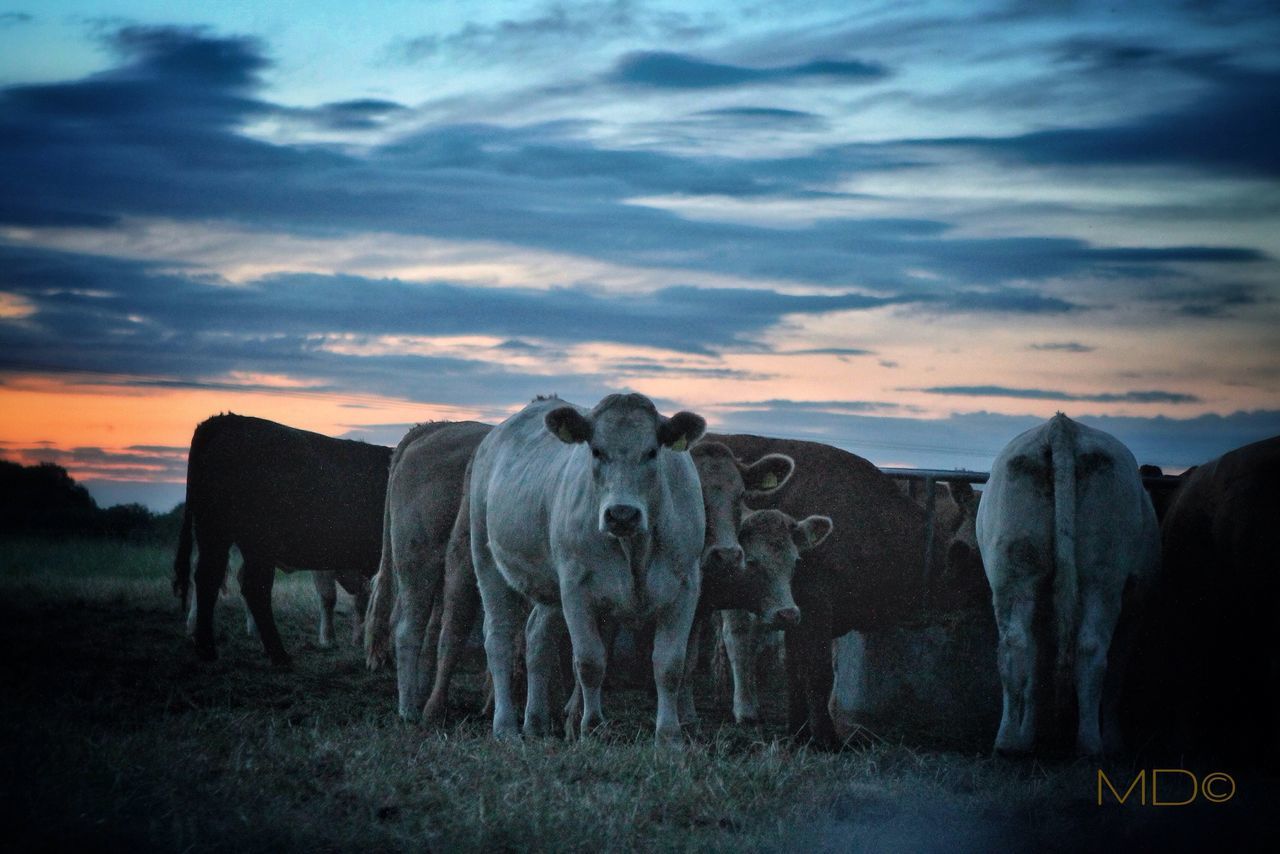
[733,508,833,629]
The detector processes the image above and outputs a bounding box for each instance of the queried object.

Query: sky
[0,0,1278,510]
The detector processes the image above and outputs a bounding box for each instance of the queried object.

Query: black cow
[173,414,392,665]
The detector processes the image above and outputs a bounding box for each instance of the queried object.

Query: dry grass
[0,538,1272,852]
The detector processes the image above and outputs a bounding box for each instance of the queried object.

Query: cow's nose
[710,545,744,570]
[772,607,801,627]
[604,505,641,534]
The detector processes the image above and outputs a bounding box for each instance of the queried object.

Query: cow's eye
[591,448,604,461]
[646,448,658,461]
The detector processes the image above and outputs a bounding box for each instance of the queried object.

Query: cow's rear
[977,413,1158,756]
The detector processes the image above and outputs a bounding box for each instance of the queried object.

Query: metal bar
[878,467,1181,489]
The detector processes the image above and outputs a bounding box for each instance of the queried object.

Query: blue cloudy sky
[0,0,1277,509]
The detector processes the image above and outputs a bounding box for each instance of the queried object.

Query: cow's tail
[172,424,203,611]
[1048,413,1079,702]
[364,477,397,671]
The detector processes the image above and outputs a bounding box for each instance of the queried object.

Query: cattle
[707,432,963,749]
[173,414,391,665]
[362,420,492,720]
[469,394,706,743]
[976,413,1159,757]
[367,427,800,730]
[1128,435,1279,767]
[561,445,817,732]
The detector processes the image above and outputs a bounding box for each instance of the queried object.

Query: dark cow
[707,432,959,749]
[1130,435,1280,767]
[173,414,391,665]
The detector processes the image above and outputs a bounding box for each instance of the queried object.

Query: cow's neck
[614,532,653,611]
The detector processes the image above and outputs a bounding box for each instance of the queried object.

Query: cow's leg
[237,563,258,638]
[830,630,869,737]
[473,546,524,739]
[193,539,231,661]
[313,571,337,648]
[678,614,704,728]
[797,619,838,749]
[392,576,437,722]
[240,556,290,667]
[423,551,482,725]
[524,603,564,737]
[993,594,1038,755]
[1075,589,1121,757]
[349,575,369,647]
[723,610,761,724]
[785,631,809,739]
[561,585,608,738]
[651,583,698,746]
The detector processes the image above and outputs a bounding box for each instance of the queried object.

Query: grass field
[0,538,1274,852]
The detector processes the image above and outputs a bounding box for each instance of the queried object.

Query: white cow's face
[545,393,705,538]
[738,509,832,629]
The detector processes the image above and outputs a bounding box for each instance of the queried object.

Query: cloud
[0,25,1266,303]
[0,12,33,27]
[1030,342,1094,353]
[388,1,720,64]
[608,51,888,89]
[714,401,1280,471]
[919,63,1280,177]
[915,385,1201,404]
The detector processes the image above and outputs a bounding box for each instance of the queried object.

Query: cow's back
[188,414,392,575]
[709,433,926,635]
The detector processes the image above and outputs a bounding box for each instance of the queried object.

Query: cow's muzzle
[603,504,644,537]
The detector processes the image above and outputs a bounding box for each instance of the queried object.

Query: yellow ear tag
[671,435,687,452]
[761,473,778,489]
[557,425,575,443]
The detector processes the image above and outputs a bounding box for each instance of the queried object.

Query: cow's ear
[739,453,794,497]
[658,411,706,452]
[791,515,833,552]
[545,406,592,444]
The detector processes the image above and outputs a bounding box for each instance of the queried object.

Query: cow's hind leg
[524,603,565,737]
[241,555,290,667]
[473,544,524,739]
[993,594,1038,755]
[423,551,481,725]
[192,538,231,661]
[349,575,369,647]
[313,571,337,648]
[1075,589,1121,757]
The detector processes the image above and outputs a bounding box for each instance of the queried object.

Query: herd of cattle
[171,395,1278,764]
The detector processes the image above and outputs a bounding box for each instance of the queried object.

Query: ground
[0,538,1274,852]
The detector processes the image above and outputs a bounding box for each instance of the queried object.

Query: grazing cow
[173,414,391,666]
[362,420,492,720]
[470,394,706,743]
[1130,435,1280,766]
[706,433,981,748]
[977,414,1159,757]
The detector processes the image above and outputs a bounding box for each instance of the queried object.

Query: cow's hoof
[579,715,609,740]
[735,714,760,726]
[655,726,684,748]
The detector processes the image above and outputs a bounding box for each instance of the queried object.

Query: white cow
[469,394,706,743]
[977,413,1159,756]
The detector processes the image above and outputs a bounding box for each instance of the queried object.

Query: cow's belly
[490,541,560,605]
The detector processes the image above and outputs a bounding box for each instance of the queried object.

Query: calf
[173,414,391,665]
[977,413,1158,756]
